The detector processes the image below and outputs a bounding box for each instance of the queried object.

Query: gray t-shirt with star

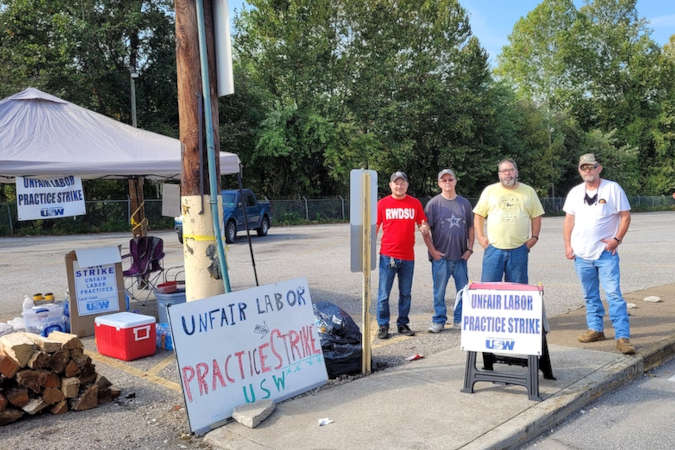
[424,194,473,261]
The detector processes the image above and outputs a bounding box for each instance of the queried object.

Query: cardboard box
[95,312,156,361]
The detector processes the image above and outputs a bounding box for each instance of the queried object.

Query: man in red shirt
[376,171,428,339]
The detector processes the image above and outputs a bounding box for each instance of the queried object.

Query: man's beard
[582,174,597,183]
[501,177,516,187]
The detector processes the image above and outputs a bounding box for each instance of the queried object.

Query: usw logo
[40,207,65,217]
[485,338,515,351]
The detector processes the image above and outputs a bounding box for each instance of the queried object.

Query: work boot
[377,326,390,340]
[578,329,605,343]
[398,325,415,336]
[616,338,636,355]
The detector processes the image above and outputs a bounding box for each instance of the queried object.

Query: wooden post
[175,0,225,301]
[128,177,147,237]
[361,171,372,375]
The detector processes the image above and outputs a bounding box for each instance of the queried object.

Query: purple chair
[122,236,165,298]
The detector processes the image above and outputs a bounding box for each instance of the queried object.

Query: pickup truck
[174,189,271,244]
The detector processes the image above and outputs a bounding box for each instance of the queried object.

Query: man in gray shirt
[423,169,475,333]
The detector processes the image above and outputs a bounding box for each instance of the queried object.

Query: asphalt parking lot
[0,211,673,448]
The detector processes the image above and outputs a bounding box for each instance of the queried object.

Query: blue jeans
[574,250,630,339]
[431,258,468,325]
[481,244,529,284]
[377,254,414,328]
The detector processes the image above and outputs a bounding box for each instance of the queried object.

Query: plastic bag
[312,301,363,378]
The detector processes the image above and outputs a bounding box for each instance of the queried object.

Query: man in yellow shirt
[473,159,544,284]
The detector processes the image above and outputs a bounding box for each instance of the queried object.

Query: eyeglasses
[580,165,598,172]
[499,168,516,173]
[439,178,455,183]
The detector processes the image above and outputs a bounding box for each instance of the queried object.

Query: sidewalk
[205,284,675,449]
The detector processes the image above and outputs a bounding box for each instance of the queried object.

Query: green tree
[0,0,177,135]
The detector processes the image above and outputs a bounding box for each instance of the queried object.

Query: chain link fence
[1,195,673,236]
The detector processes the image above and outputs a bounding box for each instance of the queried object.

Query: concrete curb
[462,335,675,449]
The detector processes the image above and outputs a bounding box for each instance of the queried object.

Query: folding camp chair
[122,236,165,300]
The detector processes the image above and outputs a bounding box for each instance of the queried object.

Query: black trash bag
[312,301,362,378]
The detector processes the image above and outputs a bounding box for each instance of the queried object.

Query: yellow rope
[130,201,148,235]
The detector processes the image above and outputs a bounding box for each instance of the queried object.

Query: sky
[227,0,674,66]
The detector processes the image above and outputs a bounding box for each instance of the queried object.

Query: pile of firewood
[0,331,120,425]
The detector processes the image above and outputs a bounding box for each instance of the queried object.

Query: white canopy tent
[0,87,240,182]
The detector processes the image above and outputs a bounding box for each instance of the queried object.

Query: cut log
[0,407,23,425]
[61,377,80,398]
[0,354,20,378]
[50,400,68,415]
[64,360,80,378]
[6,388,29,407]
[70,385,98,411]
[23,334,62,353]
[69,347,84,360]
[97,388,112,404]
[45,332,82,351]
[72,353,91,370]
[27,351,50,370]
[16,370,42,394]
[94,375,112,390]
[22,398,48,415]
[0,393,7,412]
[49,350,68,374]
[42,387,65,405]
[40,370,60,389]
[78,363,97,385]
[110,387,121,400]
[0,333,37,367]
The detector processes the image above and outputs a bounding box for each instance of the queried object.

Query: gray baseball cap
[390,171,408,182]
[437,169,455,179]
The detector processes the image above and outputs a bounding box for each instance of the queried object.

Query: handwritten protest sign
[16,175,85,220]
[460,283,543,356]
[168,278,328,434]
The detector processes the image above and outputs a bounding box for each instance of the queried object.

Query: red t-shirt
[377,195,426,260]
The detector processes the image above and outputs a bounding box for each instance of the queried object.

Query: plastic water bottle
[22,295,34,313]
[63,291,71,333]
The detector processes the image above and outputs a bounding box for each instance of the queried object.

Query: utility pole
[175,0,225,301]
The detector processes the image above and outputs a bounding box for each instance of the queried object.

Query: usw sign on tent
[15,176,85,220]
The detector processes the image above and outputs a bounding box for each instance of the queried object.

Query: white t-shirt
[563,179,630,260]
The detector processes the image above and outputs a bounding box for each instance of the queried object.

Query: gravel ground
[0,211,673,448]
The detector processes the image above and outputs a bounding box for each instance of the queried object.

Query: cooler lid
[95,312,155,328]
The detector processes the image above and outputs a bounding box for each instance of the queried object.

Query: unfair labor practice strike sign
[15,175,85,220]
[460,283,543,356]
[168,278,328,435]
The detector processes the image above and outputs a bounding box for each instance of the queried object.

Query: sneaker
[578,329,605,343]
[428,322,444,333]
[377,326,390,340]
[398,325,415,336]
[616,338,635,355]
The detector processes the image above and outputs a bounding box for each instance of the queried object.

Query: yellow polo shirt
[473,182,544,249]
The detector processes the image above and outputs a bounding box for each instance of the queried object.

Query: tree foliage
[0,0,673,204]
[497,0,674,195]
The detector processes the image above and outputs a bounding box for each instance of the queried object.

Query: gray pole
[130,71,138,128]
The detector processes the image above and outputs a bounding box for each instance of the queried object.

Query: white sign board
[161,183,181,217]
[15,176,86,220]
[349,169,377,272]
[168,278,328,435]
[460,283,543,356]
[73,262,120,316]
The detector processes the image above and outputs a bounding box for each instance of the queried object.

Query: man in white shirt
[563,153,634,355]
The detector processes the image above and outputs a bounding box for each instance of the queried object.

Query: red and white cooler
[95,312,156,361]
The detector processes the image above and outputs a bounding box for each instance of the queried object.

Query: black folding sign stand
[461,331,555,401]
